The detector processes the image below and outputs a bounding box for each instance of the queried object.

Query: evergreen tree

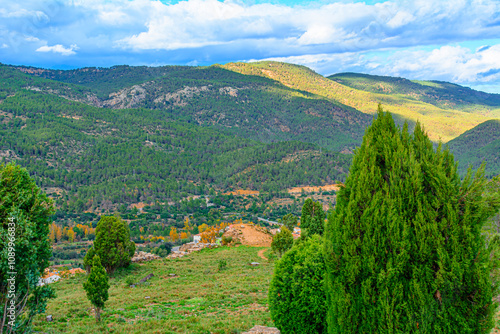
[269,235,327,333]
[0,163,55,332]
[325,106,499,333]
[83,255,109,322]
[271,227,294,258]
[301,198,325,236]
[84,216,136,275]
[281,213,298,232]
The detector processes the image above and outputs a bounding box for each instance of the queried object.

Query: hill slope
[9,64,371,152]
[222,61,500,142]
[447,119,500,177]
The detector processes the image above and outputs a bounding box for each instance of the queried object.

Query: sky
[1,0,500,93]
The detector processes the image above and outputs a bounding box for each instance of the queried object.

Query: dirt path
[258,248,268,261]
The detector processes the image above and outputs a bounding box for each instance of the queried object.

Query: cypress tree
[301,198,326,236]
[83,255,109,322]
[324,106,498,333]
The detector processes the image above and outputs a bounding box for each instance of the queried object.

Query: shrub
[269,235,327,333]
[271,227,293,258]
[218,260,227,271]
[325,107,500,333]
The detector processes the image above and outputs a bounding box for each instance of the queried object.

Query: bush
[218,259,227,271]
[325,107,500,333]
[269,235,327,333]
[84,216,136,275]
[271,227,293,258]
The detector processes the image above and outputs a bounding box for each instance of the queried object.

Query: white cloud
[36,44,79,56]
[1,43,9,48]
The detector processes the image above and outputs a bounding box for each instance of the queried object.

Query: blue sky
[1,0,500,93]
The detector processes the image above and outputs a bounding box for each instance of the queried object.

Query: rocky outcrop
[166,242,217,259]
[131,251,161,263]
[242,326,280,334]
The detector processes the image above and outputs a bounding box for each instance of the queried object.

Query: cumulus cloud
[1,0,500,92]
[36,44,79,56]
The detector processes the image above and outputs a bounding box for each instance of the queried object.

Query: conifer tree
[301,198,325,236]
[84,216,135,275]
[269,235,327,333]
[83,255,109,322]
[325,106,498,333]
[271,226,294,258]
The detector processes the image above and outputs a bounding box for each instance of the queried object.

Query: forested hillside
[447,119,500,177]
[223,61,500,142]
[10,64,371,152]
[0,88,349,213]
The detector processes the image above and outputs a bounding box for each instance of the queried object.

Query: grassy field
[33,246,275,334]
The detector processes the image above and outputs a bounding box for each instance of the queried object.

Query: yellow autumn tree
[201,227,217,243]
[180,232,188,240]
[198,223,209,233]
[169,227,179,242]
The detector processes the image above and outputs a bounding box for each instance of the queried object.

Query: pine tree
[83,255,109,322]
[324,106,498,333]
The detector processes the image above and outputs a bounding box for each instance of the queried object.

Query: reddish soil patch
[223,224,272,247]
[287,184,341,194]
[257,248,268,261]
[224,189,260,196]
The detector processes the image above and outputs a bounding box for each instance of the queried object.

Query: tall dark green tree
[83,255,109,322]
[301,198,325,236]
[84,216,136,275]
[325,106,499,333]
[0,163,55,333]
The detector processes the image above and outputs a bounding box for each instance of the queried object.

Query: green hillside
[329,72,500,111]
[9,64,371,152]
[0,88,350,213]
[447,119,500,177]
[222,61,500,142]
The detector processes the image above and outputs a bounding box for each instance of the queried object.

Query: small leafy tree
[0,163,55,333]
[269,235,327,333]
[271,227,293,258]
[83,255,109,322]
[281,213,297,232]
[300,198,325,236]
[84,216,135,275]
[325,107,500,333]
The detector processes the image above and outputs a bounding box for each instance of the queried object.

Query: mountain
[0,66,350,213]
[447,119,500,177]
[10,64,371,152]
[221,62,500,142]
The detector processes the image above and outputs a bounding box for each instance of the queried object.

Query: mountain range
[1,61,499,211]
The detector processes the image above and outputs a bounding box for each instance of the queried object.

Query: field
[33,246,275,334]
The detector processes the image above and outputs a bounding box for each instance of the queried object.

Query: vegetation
[33,246,274,333]
[324,107,499,333]
[270,227,293,258]
[83,255,109,322]
[84,216,136,275]
[300,198,325,236]
[447,119,500,177]
[280,213,297,232]
[0,163,55,332]
[269,235,327,333]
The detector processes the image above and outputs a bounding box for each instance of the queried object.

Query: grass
[33,246,275,334]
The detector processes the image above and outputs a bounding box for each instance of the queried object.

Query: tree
[324,107,499,333]
[84,216,135,275]
[269,235,327,333]
[169,227,179,242]
[271,226,294,258]
[83,255,109,322]
[281,213,297,232]
[300,198,325,236]
[0,163,56,333]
